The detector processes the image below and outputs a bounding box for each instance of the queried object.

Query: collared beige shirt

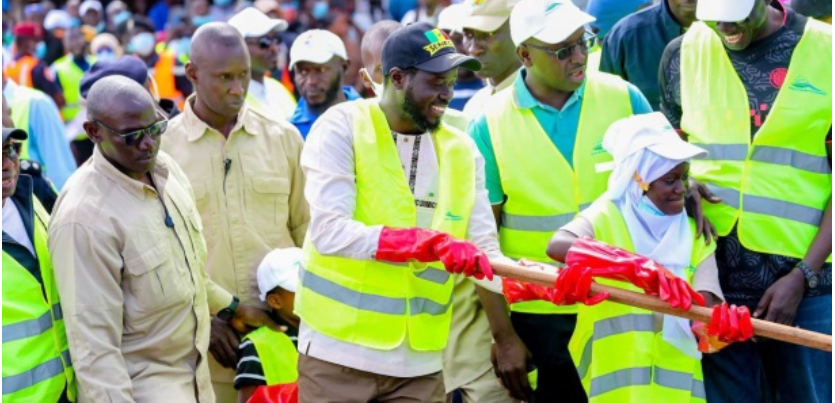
[49,148,233,403]
[463,68,521,119]
[162,97,308,385]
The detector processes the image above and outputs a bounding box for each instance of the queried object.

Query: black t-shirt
[658,4,832,306]
[234,315,298,390]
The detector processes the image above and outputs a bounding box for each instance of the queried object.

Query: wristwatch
[796,261,820,289]
[217,296,240,322]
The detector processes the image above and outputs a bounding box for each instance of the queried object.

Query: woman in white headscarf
[542,112,752,402]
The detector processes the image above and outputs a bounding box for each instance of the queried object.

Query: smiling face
[2,139,20,202]
[393,68,457,133]
[518,27,588,94]
[646,162,690,215]
[707,0,770,51]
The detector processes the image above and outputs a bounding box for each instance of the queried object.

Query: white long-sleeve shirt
[299,102,508,377]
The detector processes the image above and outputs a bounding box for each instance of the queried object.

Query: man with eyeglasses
[659,0,832,401]
[468,0,651,401]
[460,0,522,119]
[229,7,298,121]
[288,29,361,139]
[162,23,309,403]
[48,75,279,402]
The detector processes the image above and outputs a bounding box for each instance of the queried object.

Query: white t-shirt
[3,200,35,256]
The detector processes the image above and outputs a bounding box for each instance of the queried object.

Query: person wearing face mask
[79,0,104,32]
[191,0,216,27]
[467,0,654,401]
[90,32,123,61]
[229,7,297,120]
[210,0,238,22]
[126,16,190,108]
[5,22,66,109]
[288,29,361,139]
[659,0,832,402]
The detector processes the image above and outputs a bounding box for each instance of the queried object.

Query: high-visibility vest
[241,328,299,384]
[569,199,714,402]
[485,71,633,314]
[680,21,832,261]
[2,198,76,402]
[149,50,184,108]
[52,54,93,123]
[4,55,38,88]
[8,86,34,161]
[245,77,298,121]
[296,99,475,351]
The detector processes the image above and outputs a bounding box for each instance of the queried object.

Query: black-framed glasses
[2,141,22,160]
[525,31,596,60]
[249,36,281,49]
[94,118,168,146]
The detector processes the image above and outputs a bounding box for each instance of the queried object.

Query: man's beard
[402,89,441,133]
[310,72,344,111]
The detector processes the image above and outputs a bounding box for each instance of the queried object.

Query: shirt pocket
[123,242,189,315]
[247,176,290,244]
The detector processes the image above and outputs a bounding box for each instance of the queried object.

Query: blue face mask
[35,41,46,59]
[96,49,115,62]
[312,0,329,20]
[174,37,191,58]
[191,15,214,27]
[214,0,233,7]
[128,32,156,56]
[113,10,132,27]
[3,32,12,47]
[96,21,106,33]
[638,195,666,217]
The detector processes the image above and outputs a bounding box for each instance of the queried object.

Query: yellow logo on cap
[423,29,455,56]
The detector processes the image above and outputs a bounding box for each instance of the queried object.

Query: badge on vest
[789,76,826,96]
[444,211,463,221]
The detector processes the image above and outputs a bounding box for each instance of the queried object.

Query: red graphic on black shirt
[750,103,769,128]
[769,68,787,89]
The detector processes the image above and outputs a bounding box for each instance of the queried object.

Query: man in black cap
[296,22,511,402]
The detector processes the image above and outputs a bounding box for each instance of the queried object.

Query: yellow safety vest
[485,71,633,314]
[52,54,93,123]
[245,77,298,121]
[681,21,832,261]
[241,328,298,384]
[8,85,34,161]
[296,99,475,351]
[2,198,76,402]
[569,199,714,402]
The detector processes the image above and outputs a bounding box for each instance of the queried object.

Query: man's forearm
[475,285,516,342]
[803,198,832,271]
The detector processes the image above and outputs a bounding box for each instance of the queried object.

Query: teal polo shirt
[467,69,652,204]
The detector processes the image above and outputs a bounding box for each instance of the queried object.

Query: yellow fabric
[246,77,298,121]
[3,198,76,402]
[297,99,475,351]
[52,54,93,122]
[569,199,714,402]
[48,149,233,402]
[680,20,832,260]
[485,71,633,314]
[242,328,299,384]
[4,55,38,88]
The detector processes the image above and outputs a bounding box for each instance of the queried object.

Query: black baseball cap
[80,56,150,99]
[382,22,481,75]
[2,127,28,143]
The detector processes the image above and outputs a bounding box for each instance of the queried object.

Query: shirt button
[403,137,409,143]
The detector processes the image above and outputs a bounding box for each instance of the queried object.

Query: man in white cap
[162,22,309,403]
[468,0,652,401]
[459,0,522,118]
[228,7,298,121]
[438,4,486,111]
[79,0,104,32]
[288,29,360,139]
[659,1,832,402]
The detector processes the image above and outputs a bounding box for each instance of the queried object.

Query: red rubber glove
[565,237,705,310]
[692,303,754,353]
[247,383,298,403]
[502,261,609,306]
[375,227,494,280]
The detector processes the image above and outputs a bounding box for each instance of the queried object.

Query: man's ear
[266,293,283,311]
[389,68,408,90]
[185,62,197,84]
[83,121,103,144]
[516,45,532,67]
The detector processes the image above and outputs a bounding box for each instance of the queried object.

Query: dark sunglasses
[2,141,22,160]
[94,118,168,146]
[525,31,596,61]
[249,36,281,49]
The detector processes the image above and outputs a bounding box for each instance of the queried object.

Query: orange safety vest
[4,55,39,88]
[149,50,184,108]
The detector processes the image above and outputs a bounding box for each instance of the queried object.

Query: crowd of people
[1,0,831,402]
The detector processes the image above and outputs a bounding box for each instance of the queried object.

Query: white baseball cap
[696,0,756,22]
[80,0,103,16]
[603,112,708,164]
[44,10,72,31]
[257,247,303,300]
[228,7,288,38]
[509,0,595,46]
[289,29,348,69]
[461,0,520,33]
[438,4,468,33]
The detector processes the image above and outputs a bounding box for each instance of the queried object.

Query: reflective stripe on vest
[681,20,832,260]
[485,71,633,314]
[568,199,712,402]
[242,327,298,384]
[2,198,76,402]
[296,99,475,351]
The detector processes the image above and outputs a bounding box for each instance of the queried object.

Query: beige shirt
[162,97,308,383]
[462,69,521,119]
[49,148,233,403]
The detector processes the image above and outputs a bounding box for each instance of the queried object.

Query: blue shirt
[290,86,362,139]
[600,0,684,111]
[148,1,170,32]
[450,79,485,111]
[468,69,652,204]
[586,0,652,38]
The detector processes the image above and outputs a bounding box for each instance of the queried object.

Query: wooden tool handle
[491,261,833,352]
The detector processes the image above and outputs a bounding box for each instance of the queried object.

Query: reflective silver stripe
[654,367,705,399]
[501,212,575,232]
[576,338,593,380]
[694,143,749,161]
[414,268,450,285]
[589,367,651,397]
[744,193,823,226]
[706,184,741,209]
[61,350,72,368]
[752,146,831,174]
[577,314,654,379]
[301,268,451,316]
[2,304,62,343]
[579,203,591,211]
[2,354,66,395]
